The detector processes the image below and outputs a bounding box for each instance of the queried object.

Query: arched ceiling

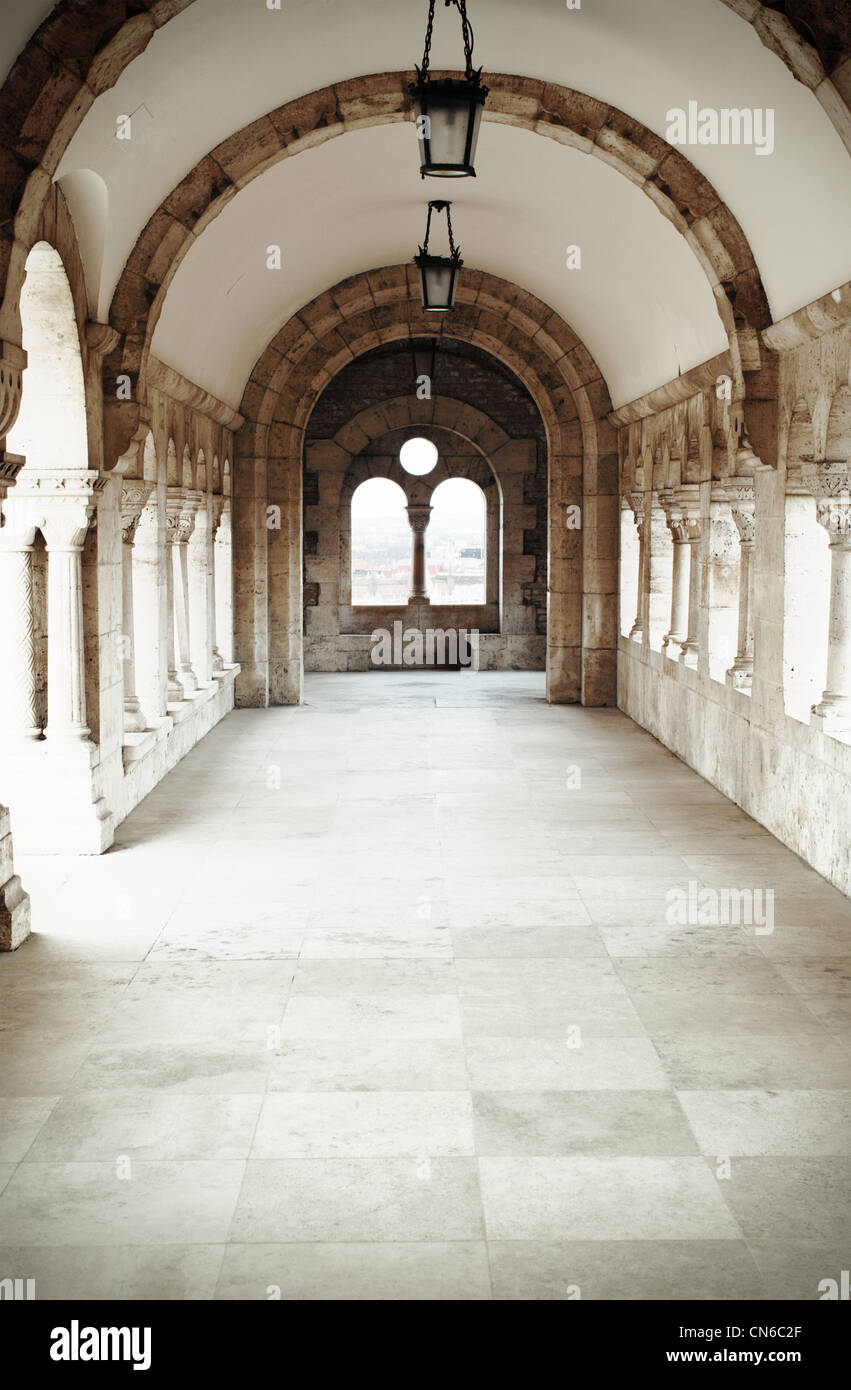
[150,121,726,410]
[4,0,850,409]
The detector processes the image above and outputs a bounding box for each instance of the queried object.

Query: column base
[810,696,851,735]
[0,805,30,951]
[123,698,148,734]
[178,669,198,695]
[680,643,699,670]
[0,875,31,951]
[4,741,115,855]
[726,661,753,692]
[546,645,581,703]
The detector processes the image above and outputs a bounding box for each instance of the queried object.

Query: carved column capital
[673,484,701,541]
[0,449,25,504]
[0,340,27,441]
[166,486,198,544]
[802,463,851,544]
[406,504,433,535]
[121,481,155,546]
[12,471,104,550]
[722,478,756,545]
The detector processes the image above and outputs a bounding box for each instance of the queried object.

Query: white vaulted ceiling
[148,120,726,409]
[4,0,851,408]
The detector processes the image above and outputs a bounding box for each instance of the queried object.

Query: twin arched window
[351,474,486,605]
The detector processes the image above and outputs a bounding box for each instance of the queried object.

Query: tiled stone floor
[0,671,849,1300]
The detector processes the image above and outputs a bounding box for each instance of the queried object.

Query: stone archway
[0,1,846,365]
[103,70,772,414]
[233,265,617,709]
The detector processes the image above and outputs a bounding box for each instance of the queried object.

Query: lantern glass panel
[413,80,486,178]
[418,257,459,311]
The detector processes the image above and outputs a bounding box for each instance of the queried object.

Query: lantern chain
[422,201,458,258]
[420,0,477,83]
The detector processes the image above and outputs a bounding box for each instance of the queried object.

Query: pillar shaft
[211,497,224,671]
[406,504,432,602]
[42,514,92,741]
[0,516,39,739]
[674,486,701,669]
[0,437,31,951]
[804,465,851,730]
[165,490,187,703]
[628,491,646,643]
[714,480,755,690]
[133,497,167,721]
[189,499,214,684]
[120,482,155,734]
[215,501,234,665]
[660,491,689,655]
[173,489,201,694]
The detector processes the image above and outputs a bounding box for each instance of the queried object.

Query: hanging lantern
[411,0,487,179]
[414,201,463,312]
[411,339,438,384]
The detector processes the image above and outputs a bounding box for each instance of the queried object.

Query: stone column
[133,494,167,721]
[210,496,225,672]
[406,504,432,602]
[648,493,673,649]
[165,489,187,703]
[0,505,40,741]
[42,502,95,742]
[215,497,234,665]
[674,485,701,669]
[0,437,31,951]
[660,488,690,657]
[627,491,646,643]
[173,488,201,695]
[805,463,851,733]
[725,481,756,691]
[120,481,155,733]
[188,494,214,684]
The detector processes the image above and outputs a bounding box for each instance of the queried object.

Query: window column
[659,488,690,658]
[804,462,851,733]
[41,496,95,742]
[188,494,214,685]
[627,490,647,643]
[0,440,31,951]
[120,481,155,733]
[173,489,202,695]
[0,501,40,741]
[165,488,187,703]
[725,481,756,691]
[214,496,234,665]
[406,503,432,602]
[674,484,701,669]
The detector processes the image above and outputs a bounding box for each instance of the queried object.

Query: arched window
[351,477,410,605]
[7,242,88,472]
[427,478,486,604]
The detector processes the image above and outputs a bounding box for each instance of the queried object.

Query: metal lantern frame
[410,0,488,179]
[414,201,463,312]
[411,338,438,385]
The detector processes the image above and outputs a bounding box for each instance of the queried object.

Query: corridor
[0,672,848,1300]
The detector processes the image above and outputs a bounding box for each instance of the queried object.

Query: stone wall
[616,296,851,894]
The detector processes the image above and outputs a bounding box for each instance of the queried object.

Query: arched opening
[351,477,410,606]
[7,242,88,473]
[427,477,487,605]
